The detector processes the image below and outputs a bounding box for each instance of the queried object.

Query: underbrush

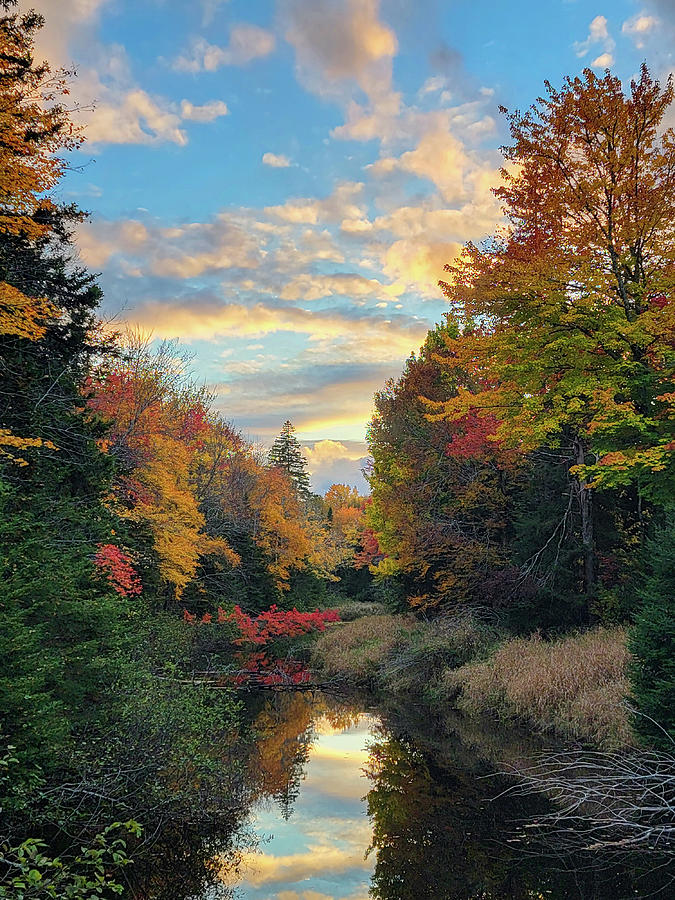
[444,627,633,748]
[312,609,498,690]
[333,600,389,621]
[381,611,500,696]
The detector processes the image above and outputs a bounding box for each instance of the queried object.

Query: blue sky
[32,0,675,490]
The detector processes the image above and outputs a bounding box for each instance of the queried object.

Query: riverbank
[311,611,635,749]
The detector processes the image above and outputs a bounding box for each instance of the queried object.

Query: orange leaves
[433,67,675,491]
[88,336,241,598]
[0,7,83,242]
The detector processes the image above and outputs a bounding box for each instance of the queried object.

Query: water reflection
[142,692,672,900]
[220,695,376,899]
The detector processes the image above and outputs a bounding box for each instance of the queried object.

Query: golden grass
[444,627,634,748]
[312,614,418,682]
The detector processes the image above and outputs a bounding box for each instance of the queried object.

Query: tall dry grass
[312,614,418,682]
[444,627,634,748]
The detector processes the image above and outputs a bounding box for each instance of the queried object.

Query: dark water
[143,692,674,900]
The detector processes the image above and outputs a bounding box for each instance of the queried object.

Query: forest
[0,0,674,897]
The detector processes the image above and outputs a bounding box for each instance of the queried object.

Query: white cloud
[180,99,229,122]
[574,15,615,66]
[622,12,659,47]
[591,52,614,68]
[173,25,275,72]
[263,152,292,167]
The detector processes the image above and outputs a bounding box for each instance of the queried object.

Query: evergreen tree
[628,508,675,750]
[268,420,312,502]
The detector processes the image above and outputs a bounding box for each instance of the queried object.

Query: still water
[191,692,673,900]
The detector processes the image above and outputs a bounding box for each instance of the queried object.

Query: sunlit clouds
[217,714,377,898]
[39,0,664,486]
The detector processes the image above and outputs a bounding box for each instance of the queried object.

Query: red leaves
[183,603,340,646]
[233,652,311,686]
[93,544,142,597]
[445,412,501,460]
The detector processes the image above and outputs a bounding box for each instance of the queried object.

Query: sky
[30,0,675,492]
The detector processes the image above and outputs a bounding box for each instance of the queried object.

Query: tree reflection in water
[131,693,674,900]
[364,721,674,899]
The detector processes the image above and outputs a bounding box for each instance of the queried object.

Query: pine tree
[268,420,312,502]
[628,508,675,750]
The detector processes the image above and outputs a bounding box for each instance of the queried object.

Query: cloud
[263,152,292,167]
[302,440,369,493]
[32,9,209,148]
[279,272,399,302]
[180,99,229,122]
[574,15,615,67]
[622,12,659,47]
[173,25,275,72]
[127,299,427,350]
[232,842,373,887]
[265,181,365,224]
[87,85,187,146]
[282,0,397,97]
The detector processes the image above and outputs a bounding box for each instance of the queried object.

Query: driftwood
[153,670,347,693]
[496,748,675,856]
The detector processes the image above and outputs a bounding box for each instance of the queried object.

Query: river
[139,691,673,900]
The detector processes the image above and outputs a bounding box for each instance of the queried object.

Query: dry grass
[312,614,418,682]
[444,627,634,748]
[334,600,389,621]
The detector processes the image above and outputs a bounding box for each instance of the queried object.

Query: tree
[366,323,521,612]
[435,66,675,606]
[628,507,675,749]
[268,420,312,502]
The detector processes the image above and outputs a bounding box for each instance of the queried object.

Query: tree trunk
[573,435,596,621]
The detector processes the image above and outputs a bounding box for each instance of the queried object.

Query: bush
[444,627,634,748]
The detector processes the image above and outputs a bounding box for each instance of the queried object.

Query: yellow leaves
[252,466,311,590]
[0,280,55,340]
[0,427,57,465]
[134,434,238,597]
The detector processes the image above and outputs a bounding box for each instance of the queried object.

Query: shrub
[444,627,634,748]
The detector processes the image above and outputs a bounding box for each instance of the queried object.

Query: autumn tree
[367,322,521,612]
[268,420,312,502]
[435,66,675,606]
[88,335,239,601]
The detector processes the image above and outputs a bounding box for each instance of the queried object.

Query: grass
[333,600,389,621]
[312,612,634,749]
[444,627,633,748]
[312,614,418,682]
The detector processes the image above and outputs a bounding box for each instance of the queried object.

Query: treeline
[363,66,675,746]
[0,3,369,894]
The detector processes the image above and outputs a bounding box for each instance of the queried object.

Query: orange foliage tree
[88,334,239,600]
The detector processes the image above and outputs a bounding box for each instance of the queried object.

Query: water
[140,691,674,900]
[225,709,376,898]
